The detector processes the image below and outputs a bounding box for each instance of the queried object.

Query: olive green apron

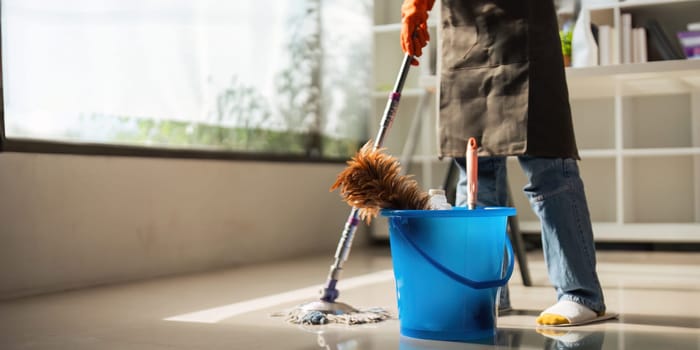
[438,0,579,159]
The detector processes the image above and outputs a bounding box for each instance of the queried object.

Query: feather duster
[330,141,430,223]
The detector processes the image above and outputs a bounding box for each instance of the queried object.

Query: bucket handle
[397,227,514,290]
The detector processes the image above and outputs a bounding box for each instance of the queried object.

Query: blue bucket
[381,207,516,342]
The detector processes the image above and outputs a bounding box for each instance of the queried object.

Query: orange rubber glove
[401,0,435,65]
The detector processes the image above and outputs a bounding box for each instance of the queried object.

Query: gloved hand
[401,0,435,65]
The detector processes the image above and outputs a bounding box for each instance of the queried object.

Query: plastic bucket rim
[381,206,516,218]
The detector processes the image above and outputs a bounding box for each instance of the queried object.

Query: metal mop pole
[299,54,413,315]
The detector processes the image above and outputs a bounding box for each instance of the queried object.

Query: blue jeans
[454,156,606,313]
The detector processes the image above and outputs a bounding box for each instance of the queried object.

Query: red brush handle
[467,137,478,210]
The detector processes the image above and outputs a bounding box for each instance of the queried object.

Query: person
[400,0,616,326]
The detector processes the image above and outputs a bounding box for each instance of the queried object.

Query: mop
[274,54,417,325]
[279,141,434,325]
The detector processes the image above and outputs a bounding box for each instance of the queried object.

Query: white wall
[0,152,369,299]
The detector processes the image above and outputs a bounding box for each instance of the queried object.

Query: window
[1,0,371,159]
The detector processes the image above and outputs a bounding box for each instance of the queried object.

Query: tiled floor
[0,246,698,349]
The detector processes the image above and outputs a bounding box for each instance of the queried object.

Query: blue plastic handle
[396,226,514,290]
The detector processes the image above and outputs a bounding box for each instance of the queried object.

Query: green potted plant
[560,27,573,66]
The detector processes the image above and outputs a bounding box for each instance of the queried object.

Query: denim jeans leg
[454,157,511,309]
[517,156,606,313]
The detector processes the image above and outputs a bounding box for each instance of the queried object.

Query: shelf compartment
[622,155,697,223]
[571,97,616,150]
[621,93,692,149]
[588,7,615,28]
[619,0,700,61]
[581,157,618,223]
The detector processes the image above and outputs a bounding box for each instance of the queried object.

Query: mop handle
[374,54,413,148]
[466,137,478,210]
[321,54,413,302]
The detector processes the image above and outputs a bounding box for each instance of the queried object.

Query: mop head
[280,306,392,325]
[330,141,430,223]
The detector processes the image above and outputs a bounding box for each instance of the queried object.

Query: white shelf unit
[509,57,700,241]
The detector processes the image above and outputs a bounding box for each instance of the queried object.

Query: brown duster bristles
[330,141,430,224]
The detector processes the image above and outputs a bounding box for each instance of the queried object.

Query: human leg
[517,156,607,325]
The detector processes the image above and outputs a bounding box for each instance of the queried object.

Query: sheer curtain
[1,0,371,157]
